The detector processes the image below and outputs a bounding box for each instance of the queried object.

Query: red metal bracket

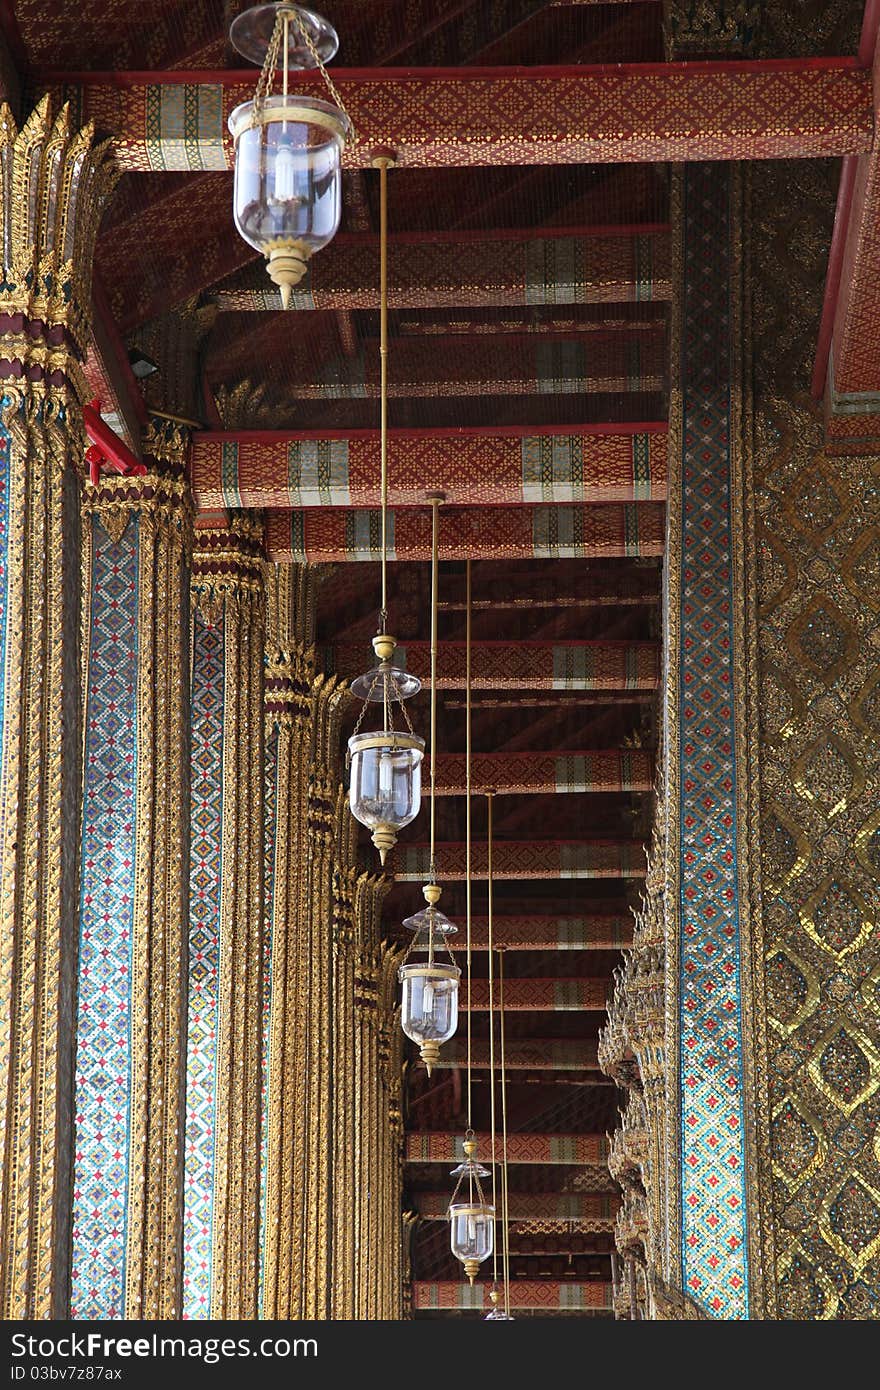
[83,399,148,486]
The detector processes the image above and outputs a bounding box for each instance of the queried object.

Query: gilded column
[0,98,117,1318]
[261,562,318,1319]
[76,416,191,1319]
[184,515,265,1318]
[377,939,406,1319]
[330,848,358,1320]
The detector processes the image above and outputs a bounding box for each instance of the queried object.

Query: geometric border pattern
[71,516,139,1320]
[677,163,749,1319]
[183,607,225,1320]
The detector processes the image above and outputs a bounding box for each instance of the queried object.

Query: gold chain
[290,8,359,141]
[253,12,284,115]
[252,8,359,140]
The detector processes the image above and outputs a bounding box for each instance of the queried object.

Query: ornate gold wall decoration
[0,97,117,1319]
[749,155,880,1319]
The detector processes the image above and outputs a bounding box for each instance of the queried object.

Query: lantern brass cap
[370,147,397,168]
[489,1288,500,1307]
[423,882,442,906]
[265,239,311,308]
[372,632,397,663]
[420,1039,441,1076]
[463,1258,481,1286]
[463,1138,477,1159]
[371,823,397,864]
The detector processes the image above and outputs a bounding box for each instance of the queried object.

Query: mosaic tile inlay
[677,163,749,1318]
[183,607,225,1319]
[71,517,139,1320]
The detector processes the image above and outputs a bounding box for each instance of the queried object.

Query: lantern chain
[290,7,360,141]
[252,6,359,141]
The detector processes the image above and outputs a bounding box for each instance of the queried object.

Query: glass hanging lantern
[398,884,460,1075]
[348,633,424,864]
[228,5,351,308]
[447,1135,494,1286]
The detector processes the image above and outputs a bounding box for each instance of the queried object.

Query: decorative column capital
[0,98,118,385]
[192,511,265,617]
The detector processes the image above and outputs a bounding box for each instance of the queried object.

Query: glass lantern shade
[228,94,349,307]
[398,962,460,1075]
[449,1202,494,1284]
[347,731,424,864]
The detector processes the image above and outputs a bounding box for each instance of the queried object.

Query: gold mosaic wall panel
[750,158,880,1319]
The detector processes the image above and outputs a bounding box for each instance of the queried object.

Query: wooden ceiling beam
[212,329,665,401]
[413,1281,613,1311]
[413,1192,618,1219]
[212,226,670,312]
[38,59,871,172]
[265,502,665,562]
[324,639,660,690]
[192,425,666,510]
[455,914,632,949]
[405,1132,608,1163]
[392,839,646,880]
[461,977,610,1010]
[433,748,653,795]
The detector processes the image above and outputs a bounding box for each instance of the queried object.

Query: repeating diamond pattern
[71,518,139,1320]
[183,609,224,1319]
[678,164,749,1319]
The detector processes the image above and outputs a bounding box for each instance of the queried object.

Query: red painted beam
[212,226,671,311]
[192,425,667,510]
[265,502,665,562]
[325,639,660,691]
[461,977,609,1010]
[405,1132,609,1163]
[414,1192,619,1219]
[434,748,654,794]
[817,6,880,428]
[39,60,871,172]
[413,1281,613,1311]
[212,330,666,401]
[461,915,633,949]
[393,840,646,880]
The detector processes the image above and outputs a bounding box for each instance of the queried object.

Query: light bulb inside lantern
[273,138,297,201]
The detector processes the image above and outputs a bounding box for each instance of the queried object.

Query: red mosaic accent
[461,977,609,1010]
[50,62,872,173]
[405,1132,609,1164]
[395,839,646,879]
[265,502,665,561]
[192,427,668,510]
[434,748,654,794]
[214,230,671,310]
[328,639,660,690]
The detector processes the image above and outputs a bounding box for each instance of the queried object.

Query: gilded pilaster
[0,98,117,1319]
[261,562,319,1320]
[185,514,265,1319]
[77,417,191,1319]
